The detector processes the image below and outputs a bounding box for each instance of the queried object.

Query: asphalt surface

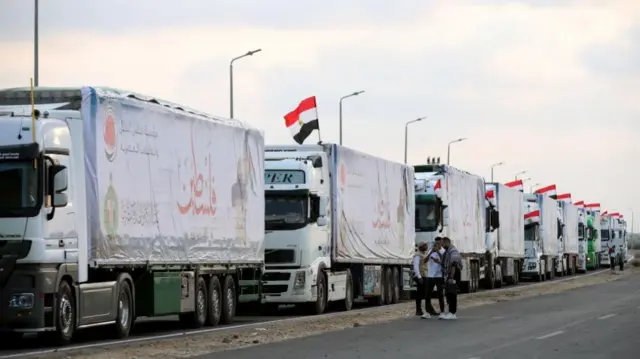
[196,272,640,359]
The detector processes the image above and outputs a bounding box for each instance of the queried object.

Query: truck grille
[262,272,291,281]
[263,284,288,294]
[265,249,295,264]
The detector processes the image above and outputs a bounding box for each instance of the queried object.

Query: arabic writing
[177,129,217,216]
[372,197,391,229]
[120,115,159,157]
[121,199,158,226]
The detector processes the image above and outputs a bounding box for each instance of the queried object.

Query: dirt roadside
[31,267,637,359]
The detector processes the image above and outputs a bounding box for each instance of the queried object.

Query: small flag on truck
[504,179,523,192]
[534,184,557,197]
[284,96,321,145]
[556,193,572,203]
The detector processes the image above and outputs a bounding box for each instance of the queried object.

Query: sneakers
[439,312,457,320]
[421,313,432,319]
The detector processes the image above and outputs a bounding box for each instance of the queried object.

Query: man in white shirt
[412,242,429,316]
[423,238,446,318]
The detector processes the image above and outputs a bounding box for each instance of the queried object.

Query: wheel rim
[59,294,73,335]
[226,287,234,317]
[197,287,206,322]
[118,290,130,328]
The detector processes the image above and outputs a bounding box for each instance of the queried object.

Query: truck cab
[600,215,611,266]
[555,202,567,275]
[522,194,546,280]
[585,210,601,269]
[413,164,444,248]
[261,146,332,312]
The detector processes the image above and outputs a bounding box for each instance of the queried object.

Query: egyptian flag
[535,184,557,197]
[556,193,572,203]
[504,179,523,192]
[584,203,601,212]
[284,96,320,145]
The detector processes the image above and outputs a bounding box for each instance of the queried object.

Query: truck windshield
[524,225,536,241]
[415,203,437,232]
[0,160,39,217]
[600,229,609,241]
[265,195,307,230]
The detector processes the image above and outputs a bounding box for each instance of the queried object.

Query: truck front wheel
[310,271,327,315]
[54,281,76,345]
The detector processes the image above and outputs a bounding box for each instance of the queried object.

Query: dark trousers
[425,277,445,314]
[445,280,458,314]
[414,278,426,313]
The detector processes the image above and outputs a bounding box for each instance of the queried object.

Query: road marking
[491,316,504,319]
[597,313,617,320]
[536,330,565,340]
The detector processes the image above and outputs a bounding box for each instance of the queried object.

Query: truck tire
[113,276,134,338]
[206,276,222,326]
[181,277,208,328]
[220,275,236,324]
[339,269,354,311]
[310,270,328,314]
[54,280,76,345]
[391,267,400,304]
[384,267,393,305]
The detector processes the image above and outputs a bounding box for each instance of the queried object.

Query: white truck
[522,194,559,281]
[575,201,589,272]
[412,164,485,293]
[600,214,612,267]
[484,183,525,288]
[261,144,415,314]
[558,201,579,275]
[0,87,265,345]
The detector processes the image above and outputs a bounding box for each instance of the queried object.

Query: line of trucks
[0,87,628,345]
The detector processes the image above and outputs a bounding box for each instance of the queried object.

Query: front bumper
[1,264,57,332]
[262,268,315,304]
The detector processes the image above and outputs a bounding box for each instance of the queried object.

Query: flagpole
[314,97,322,144]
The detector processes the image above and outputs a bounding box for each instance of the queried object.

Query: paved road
[198,273,640,359]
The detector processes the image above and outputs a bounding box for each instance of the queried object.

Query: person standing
[441,237,462,320]
[412,242,429,316]
[423,238,445,318]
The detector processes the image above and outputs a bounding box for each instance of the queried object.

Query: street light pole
[515,170,528,180]
[404,117,426,164]
[34,0,39,86]
[446,137,467,165]
[229,48,262,119]
[529,182,540,193]
[339,90,364,145]
[490,161,505,182]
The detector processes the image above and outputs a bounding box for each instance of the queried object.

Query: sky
[1,0,639,230]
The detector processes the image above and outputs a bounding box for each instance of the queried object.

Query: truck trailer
[522,194,559,280]
[0,87,265,345]
[412,164,486,293]
[262,144,415,314]
[559,200,579,275]
[484,183,525,288]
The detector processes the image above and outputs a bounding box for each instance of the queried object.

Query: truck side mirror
[491,210,500,230]
[49,164,69,207]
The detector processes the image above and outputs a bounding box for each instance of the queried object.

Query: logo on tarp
[103,106,118,162]
[338,162,347,190]
[103,173,119,238]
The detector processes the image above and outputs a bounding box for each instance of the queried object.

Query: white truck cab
[522,194,557,280]
[262,147,334,313]
[600,215,612,266]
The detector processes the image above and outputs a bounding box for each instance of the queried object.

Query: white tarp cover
[496,184,525,258]
[539,195,559,256]
[81,87,265,264]
[330,145,415,263]
[562,203,579,254]
[443,166,485,254]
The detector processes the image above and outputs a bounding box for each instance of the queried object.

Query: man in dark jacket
[441,237,462,320]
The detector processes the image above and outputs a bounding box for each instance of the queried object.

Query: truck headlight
[9,293,34,309]
[293,271,305,289]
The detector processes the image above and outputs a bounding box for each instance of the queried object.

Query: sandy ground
[32,267,637,359]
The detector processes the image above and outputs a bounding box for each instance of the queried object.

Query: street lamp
[529,182,540,193]
[515,170,528,180]
[339,90,365,145]
[404,117,426,164]
[490,161,505,182]
[229,48,262,119]
[628,208,635,233]
[446,137,467,165]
